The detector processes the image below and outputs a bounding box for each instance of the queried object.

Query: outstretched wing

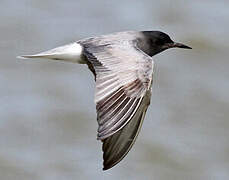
[81,38,154,170]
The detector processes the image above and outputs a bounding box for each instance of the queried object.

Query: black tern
[18,31,191,170]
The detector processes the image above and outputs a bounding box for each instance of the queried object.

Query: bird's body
[18,31,191,170]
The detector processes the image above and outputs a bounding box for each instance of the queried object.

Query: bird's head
[141,31,192,56]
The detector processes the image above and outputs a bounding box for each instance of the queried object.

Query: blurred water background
[1,0,229,179]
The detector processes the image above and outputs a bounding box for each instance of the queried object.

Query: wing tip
[102,165,113,171]
[102,157,120,171]
[102,165,110,171]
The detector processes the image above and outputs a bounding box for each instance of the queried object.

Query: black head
[140,31,191,56]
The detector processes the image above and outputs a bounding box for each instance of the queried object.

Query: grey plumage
[18,30,191,170]
[79,32,154,169]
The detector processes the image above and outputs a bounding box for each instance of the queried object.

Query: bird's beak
[171,42,192,49]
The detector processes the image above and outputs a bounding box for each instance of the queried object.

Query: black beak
[172,42,192,49]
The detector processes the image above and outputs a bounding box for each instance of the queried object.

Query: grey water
[1,0,229,179]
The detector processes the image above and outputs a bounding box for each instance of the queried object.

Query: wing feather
[80,35,154,170]
[102,91,150,170]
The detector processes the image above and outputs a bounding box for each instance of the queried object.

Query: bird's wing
[82,39,154,170]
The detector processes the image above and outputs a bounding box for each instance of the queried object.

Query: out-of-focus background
[1,0,229,179]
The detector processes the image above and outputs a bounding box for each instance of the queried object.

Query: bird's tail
[17,42,85,63]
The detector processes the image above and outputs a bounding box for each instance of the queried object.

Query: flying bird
[18,31,191,170]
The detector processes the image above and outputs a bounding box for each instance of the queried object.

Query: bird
[18,31,191,170]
